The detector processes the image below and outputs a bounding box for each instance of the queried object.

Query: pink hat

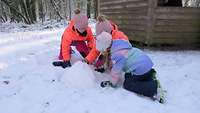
[96,20,112,36]
[73,14,88,32]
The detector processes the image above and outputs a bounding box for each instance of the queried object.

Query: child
[95,18,162,101]
[53,9,100,68]
[95,15,129,71]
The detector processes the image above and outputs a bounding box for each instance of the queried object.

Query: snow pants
[58,41,104,67]
[58,41,89,60]
[123,69,158,97]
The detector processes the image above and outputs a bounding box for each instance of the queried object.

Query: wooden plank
[110,15,147,20]
[124,30,146,36]
[100,0,148,6]
[100,0,148,7]
[151,37,200,45]
[125,31,146,42]
[156,7,200,14]
[156,14,200,20]
[100,6,148,13]
[154,25,200,32]
[100,4,148,10]
[153,32,200,39]
[102,12,146,17]
[113,19,146,26]
[156,12,200,18]
[100,5,123,10]
[100,0,122,3]
[120,28,146,33]
[101,8,147,15]
[120,24,146,31]
[155,19,200,27]
[108,18,146,21]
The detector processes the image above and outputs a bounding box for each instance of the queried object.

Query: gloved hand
[95,68,105,73]
[62,61,71,68]
[52,61,63,67]
[82,58,89,64]
[100,81,117,88]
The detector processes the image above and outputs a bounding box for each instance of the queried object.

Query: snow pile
[61,61,96,89]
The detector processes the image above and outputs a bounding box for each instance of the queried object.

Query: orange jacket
[61,25,99,64]
[110,21,118,31]
[112,30,129,41]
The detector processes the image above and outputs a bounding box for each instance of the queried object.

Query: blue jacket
[110,39,153,84]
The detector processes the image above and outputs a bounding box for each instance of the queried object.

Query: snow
[61,61,96,90]
[0,22,200,113]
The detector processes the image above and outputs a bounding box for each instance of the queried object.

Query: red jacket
[110,21,118,31]
[61,24,99,64]
[112,30,129,41]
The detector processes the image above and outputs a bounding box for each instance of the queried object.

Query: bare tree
[0,0,4,22]
[50,0,63,20]
[1,0,38,24]
[68,0,72,20]
[184,0,200,7]
[87,0,91,18]
[0,0,91,24]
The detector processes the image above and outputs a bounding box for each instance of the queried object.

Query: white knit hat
[96,32,112,52]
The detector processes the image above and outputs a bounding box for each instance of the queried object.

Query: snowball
[61,61,95,90]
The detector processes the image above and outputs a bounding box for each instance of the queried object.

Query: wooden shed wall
[99,0,200,47]
[152,7,200,46]
[99,0,149,43]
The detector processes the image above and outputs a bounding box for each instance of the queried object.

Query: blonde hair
[97,15,109,22]
[74,8,81,15]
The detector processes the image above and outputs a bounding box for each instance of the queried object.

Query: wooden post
[146,0,157,46]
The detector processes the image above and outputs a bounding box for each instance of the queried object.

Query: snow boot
[151,70,166,104]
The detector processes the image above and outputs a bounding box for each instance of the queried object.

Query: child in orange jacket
[53,11,99,68]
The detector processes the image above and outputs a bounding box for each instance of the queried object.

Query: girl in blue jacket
[96,31,159,99]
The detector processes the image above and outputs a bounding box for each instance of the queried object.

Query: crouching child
[96,32,165,103]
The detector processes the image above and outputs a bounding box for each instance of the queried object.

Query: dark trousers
[123,69,157,97]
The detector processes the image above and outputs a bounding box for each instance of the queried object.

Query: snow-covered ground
[0,22,200,113]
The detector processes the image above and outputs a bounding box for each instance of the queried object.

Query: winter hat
[96,31,112,52]
[96,15,112,36]
[73,13,88,33]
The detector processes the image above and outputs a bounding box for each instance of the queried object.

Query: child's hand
[100,81,117,88]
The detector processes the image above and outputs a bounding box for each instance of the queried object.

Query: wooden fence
[99,0,200,47]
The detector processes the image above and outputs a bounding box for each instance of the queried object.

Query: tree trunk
[0,0,3,22]
[50,0,63,20]
[87,0,91,18]
[94,0,98,19]
[35,0,39,21]
[69,0,72,20]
